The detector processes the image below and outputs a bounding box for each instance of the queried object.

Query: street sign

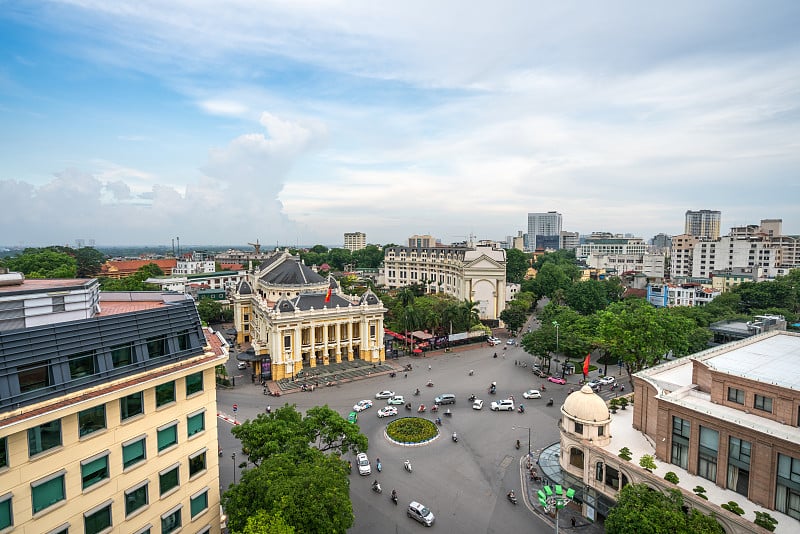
[232,404,238,412]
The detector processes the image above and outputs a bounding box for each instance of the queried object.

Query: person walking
[428,364,432,371]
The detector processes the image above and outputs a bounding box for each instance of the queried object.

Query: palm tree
[459,299,480,330]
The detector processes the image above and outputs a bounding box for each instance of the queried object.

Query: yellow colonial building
[0,275,226,534]
[231,251,386,381]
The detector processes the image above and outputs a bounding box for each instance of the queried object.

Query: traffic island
[385,417,440,446]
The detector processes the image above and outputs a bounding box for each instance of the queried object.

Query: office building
[685,210,721,240]
[343,232,367,252]
[379,244,507,321]
[527,212,562,251]
[556,331,800,533]
[408,235,438,248]
[0,273,225,533]
[560,231,580,251]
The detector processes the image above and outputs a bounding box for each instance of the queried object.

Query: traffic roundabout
[384,417,439,446]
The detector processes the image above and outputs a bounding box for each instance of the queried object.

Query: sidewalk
[520,455,605,533]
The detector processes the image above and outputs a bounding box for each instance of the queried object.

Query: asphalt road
[216,322,627,532]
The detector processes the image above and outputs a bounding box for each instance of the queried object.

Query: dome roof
[562,384,610,424]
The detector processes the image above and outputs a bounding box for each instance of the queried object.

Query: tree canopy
[2,248,77,278]
[98,263,164,291]
[605,484,724,534]
[505,248,530,284]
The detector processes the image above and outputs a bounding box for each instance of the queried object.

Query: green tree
[565,279,609,315]
[4,249,77,278]
[74,247,106,277]
[350,245,384,268]
[532,262,572,299]
[606,484,723,534]
[505,248,530,284]
[597,299,694,381]
[500,303,528,333]
[222,449,353,534]
[238,510,295,534]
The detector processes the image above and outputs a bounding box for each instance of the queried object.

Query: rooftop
[0,277,96,295]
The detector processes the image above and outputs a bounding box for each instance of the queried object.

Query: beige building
[0,276,226,534]
[343,232,367,252]
[379,244,507,321]
[231,250,386,381]
[685,209,722,240]
[555,332,800,533]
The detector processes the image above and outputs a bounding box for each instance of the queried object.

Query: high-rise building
[0,274,226,533]
[343,232,367,252]
[408,234,438,248]
[527,212,562,251]
[685,210,721,240]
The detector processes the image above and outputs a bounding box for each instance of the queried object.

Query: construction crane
[247,239,262,254]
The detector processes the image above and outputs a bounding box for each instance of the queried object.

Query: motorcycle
[265,405,272,414]
[435,417,442,426]
[489,386,497,395]
[431,404,438,413]
[541,384,547,392]
[414,389,421,396]
[518,405,525,414]
[468,394,476,402]
[452,432,458,443]
[546,398,554,407]
[444,409,452,417]
[376,459,382,472]
[372,481,382,494]
[469,369,474,376]
[391,490,398,505]
[515,440,520,450]
[404,459,413,473]
[507,491,517,505]
[493,352,498,358]
[426,381,434,387]
[418,404,426,413]
[405,402,412,410]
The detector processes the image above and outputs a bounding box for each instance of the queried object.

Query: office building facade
[527,212,562,251]
[343,232,367,252]
[685,210,721,240]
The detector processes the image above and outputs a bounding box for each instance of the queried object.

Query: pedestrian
[404,373,407,378]
[428,364,432,371]
[571,517,576,527]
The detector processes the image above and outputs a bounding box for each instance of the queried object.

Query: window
[0,494,11,530]
[0,437,7,468]
[68,350,96,379]
[698,426,719,482]
[125,481,149,516]
[727,437,751,497]
[78,405,106,437]
[155,381,176,408]
[147,336,168,358]
[574,422,583,435]
[51,295,66,312]
[32,472,66,513]
[595,462,604,482]
[727,387,744,404]
[18,360,51,393]
[111,343,134,368]
[189,449,207,477]
[28,419,62,456]
[671,416,690,470]
[157,423,178,452]
[84,501,112,534]
[754,394,773,413]
[120,392,144,421]
[81,453,110,489]
[598,426,605,436]
[776,454,800,520]
[122,436,147,469]
[190,489,209,518]
[177,331,191,351]
[46,525,69,534]
[161,506,182,534]
[159,465,180,496]
[187,411,205,438]
[186,372,203,396]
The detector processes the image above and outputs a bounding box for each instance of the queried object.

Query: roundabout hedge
[386,417,439,444]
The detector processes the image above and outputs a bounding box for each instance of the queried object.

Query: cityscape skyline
[1,2,799,246]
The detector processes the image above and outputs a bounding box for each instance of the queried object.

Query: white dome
[562,384,610,423]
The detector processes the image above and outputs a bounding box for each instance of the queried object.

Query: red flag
[582,353,591,376]
[325,286,332,303]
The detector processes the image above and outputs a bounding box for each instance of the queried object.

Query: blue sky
[1,1,799,247]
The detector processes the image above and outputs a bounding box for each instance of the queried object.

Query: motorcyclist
[452,432,458,442]
[414,388,420,396]
[391,489,398,503]
[507,490,516,499]
[515,439,520,449]
[435,417,442,425]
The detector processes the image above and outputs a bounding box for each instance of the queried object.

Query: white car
[587,380,602,391]
[387,395,405,405]
[356,452,371,475]
[353,400,373,412]
[507,338,516,345]
[375,390,395,399]
[472,399,484,410]
[599,376,616,386]
[236,361,247,370]
[377,406,398,418]
[523,389,541,399]
[491,399,515,411]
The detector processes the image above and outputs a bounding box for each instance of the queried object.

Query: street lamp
[512,425,532,462]
[537,484,575,534]
[232,452,237,485]
[552,321,559,355]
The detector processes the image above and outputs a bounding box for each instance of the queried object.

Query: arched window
[570,447,584,469]
[595,462,604,481]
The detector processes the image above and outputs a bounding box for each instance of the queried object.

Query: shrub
[693,486,708,500]
[619,447,632,461]
[664,471,679,484]
[639,454,657,472]
[386,417,438,444]
[618,397,629,410]
[754,511,778,532]
[721,501,744,516]
[609,398,619,413]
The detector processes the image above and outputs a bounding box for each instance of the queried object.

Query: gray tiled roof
[261,257,325,285]
[237,280,253,295]
[290,293,352,311]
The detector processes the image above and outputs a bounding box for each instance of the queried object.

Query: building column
[308,326,316,368]
[322,323,330,365]
[347,322,354,361]
[334,322,343,363]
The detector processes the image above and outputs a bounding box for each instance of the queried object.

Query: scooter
[391,490,398,505]
[376,459,382,472]
[515,440,520,450]
[507,491,517,505]
[414,389,421,396]
[546,398,554,407]
[469,369,474,376]
[518,405,525,413]
[468,394,476,402]
[435,417,442,425]
[426,381,434,387]
[404,459,413,473]
[452,432,458,443]
[372,481,382,494]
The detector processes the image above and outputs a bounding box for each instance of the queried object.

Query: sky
[1,1,799,248]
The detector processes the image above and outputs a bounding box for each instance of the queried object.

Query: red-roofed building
[100,258,177,278]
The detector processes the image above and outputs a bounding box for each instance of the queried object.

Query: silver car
[407,501,435,526]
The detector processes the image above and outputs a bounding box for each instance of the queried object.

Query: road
[216,319,623,532]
